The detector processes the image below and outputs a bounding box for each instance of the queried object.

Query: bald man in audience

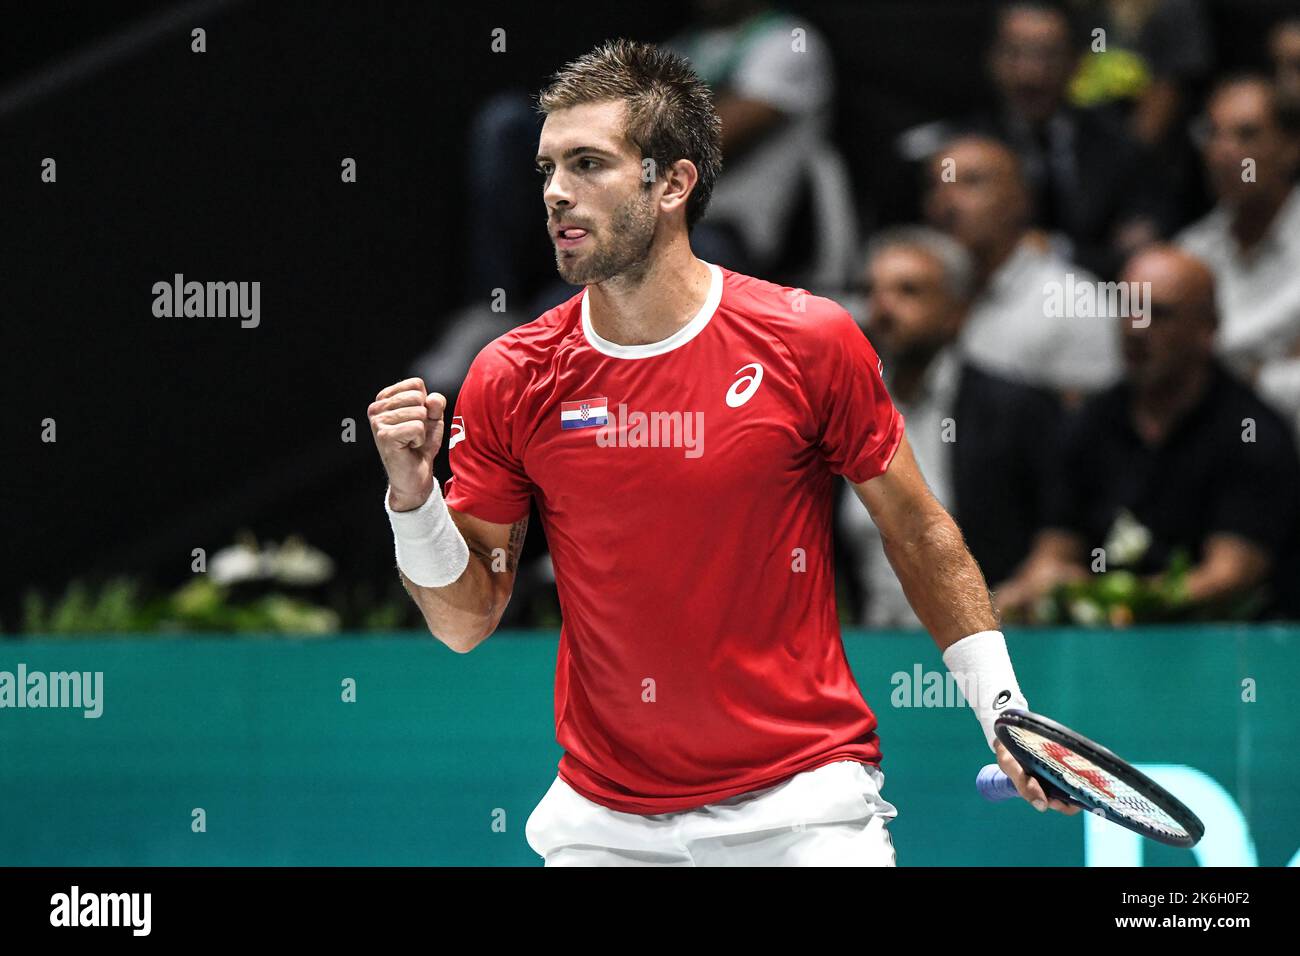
[996,246,1300,621]
[838,227,1061,628]
[925,134,1121,404]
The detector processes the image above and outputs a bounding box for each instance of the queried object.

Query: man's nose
[544,170,573,211]
[868,300,896,328]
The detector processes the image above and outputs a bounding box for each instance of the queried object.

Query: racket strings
[1007,726,1190,840]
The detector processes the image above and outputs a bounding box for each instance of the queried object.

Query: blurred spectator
[1270,15,1300,128]
[925,134,1121,400]
[996,246,1300,621]
[898,0,1174,277]
[1178,75,1300,435]
[664,0,844,283]
[839,227,1061,628]
[1068,0,1212,149]
[1066,0,1212,229]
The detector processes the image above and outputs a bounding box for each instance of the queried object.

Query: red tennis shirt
[444,262,905,813]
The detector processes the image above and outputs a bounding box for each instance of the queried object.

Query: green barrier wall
[1,627,1296,866]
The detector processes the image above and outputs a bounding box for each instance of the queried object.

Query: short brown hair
[536,38,723,229]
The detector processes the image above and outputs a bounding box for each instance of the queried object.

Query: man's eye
[535,165,552,176]
[578,158,598,170]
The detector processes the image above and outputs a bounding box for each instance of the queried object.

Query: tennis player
[369,39,1078,866]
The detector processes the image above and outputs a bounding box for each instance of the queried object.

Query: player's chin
[555,261,582,284]
[555,253,597,285]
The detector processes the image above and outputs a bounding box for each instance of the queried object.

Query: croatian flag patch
[560,397,609,430]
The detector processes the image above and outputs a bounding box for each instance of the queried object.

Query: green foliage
[16,535,405,636]
[20,575,346,636]
[1038,549,1260,626]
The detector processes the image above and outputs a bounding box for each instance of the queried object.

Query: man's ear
[658,157,699,216]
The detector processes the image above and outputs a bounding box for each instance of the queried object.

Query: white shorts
[525,759,898,867]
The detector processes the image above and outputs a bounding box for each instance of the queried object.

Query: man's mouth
[554,226,589,250]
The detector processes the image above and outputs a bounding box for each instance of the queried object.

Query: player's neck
[585,244,713,347]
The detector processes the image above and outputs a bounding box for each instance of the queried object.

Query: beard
[554,188,658,285]
[869,317,945,371]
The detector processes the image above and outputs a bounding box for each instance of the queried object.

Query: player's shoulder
[721,267,863,354]
[465,290,584,382]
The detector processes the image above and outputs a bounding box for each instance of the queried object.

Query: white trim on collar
[581,261,723,359]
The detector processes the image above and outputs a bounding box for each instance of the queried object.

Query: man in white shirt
[665,1,834,272]
[924,134,1122,402]
[840,227,1061,628]
[1177,74,1300,432]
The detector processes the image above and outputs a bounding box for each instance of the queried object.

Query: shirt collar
[581,261,723,359]
[984,238,1041,301]
[1220,185,1300,260]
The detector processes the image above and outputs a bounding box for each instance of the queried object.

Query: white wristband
[941,630,1029,753]
[384,481,470,588]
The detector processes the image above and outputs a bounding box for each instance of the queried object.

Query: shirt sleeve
[442,345,534,525]
[793,303,905,484]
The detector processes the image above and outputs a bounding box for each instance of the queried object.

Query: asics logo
[449,416,466,449]
[726,363,764,408]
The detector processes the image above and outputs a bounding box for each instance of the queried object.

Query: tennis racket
[976,708,1204,848]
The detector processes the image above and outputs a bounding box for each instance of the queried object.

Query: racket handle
[977,764,1019,802]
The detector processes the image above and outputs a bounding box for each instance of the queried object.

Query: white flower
[1068,598,1106,627]
[267,537,334,586]
[209,542,266,586]
[1104,510,1152,568]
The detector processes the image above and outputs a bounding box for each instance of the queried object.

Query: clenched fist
[369,377,447,512]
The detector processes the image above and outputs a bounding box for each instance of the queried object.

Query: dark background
[3,0,1294,628]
